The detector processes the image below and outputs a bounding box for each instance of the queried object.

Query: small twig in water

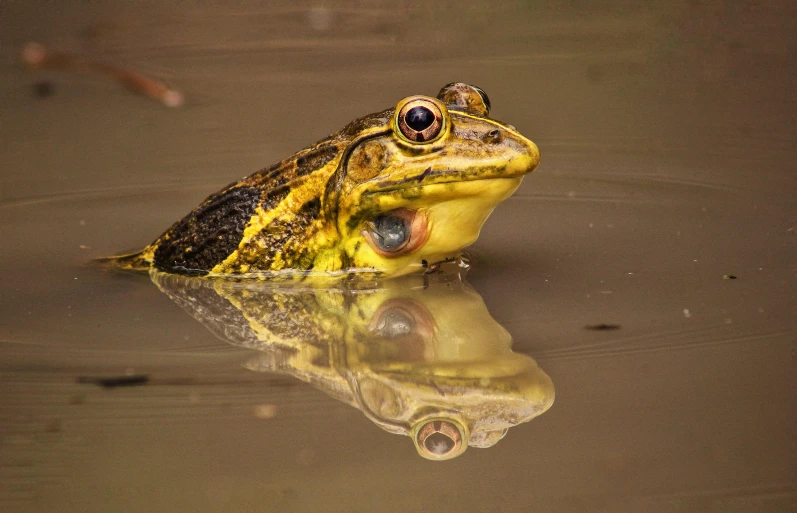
[20,42,183,107]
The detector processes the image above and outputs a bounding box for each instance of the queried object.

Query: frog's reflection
[151,270,554,460]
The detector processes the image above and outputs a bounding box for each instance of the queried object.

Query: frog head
[321,83,541,276]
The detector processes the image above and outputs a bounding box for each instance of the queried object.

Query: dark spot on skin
[417,167,431,182]
[153,186,261,274]
[299,197,321,218]
[262,186,290,211]
[584,324,621,331]
[399,144,428,157]
[296,144,338,177]
[346,214,362,233]
[345,208,380,233]
[339,251,353,271]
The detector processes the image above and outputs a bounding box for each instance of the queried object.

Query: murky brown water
[1,1,795,512]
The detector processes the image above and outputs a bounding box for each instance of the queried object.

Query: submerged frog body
[116,83,540,278]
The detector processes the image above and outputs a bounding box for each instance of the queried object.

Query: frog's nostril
[483,129,501,143]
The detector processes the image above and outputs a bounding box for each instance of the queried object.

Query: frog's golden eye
[362,209,429,257]
[413,419,467,460]
[396,98,444,143]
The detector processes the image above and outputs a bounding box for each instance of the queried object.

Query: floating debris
[253,404,279,419]
[32,80,54,98]
[76,374,150,388]
[723,274,738,280]
[20,42,183,107]
[584,323,621,331]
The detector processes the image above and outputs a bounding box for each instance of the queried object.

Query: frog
[151,268,555,460]
[112,83,540,278]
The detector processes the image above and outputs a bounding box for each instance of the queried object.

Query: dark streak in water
[77,374,150,388]
[584,323,621,331]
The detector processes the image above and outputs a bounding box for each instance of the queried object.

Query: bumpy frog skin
[113,83,540,278]
[152,269,555,460]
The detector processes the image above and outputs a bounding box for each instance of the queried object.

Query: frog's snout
[519,134,541,173]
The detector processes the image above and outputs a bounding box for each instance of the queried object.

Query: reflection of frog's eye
[368,215,410,253]
[397,99,444,143]
[413,419,467,460]
[374,308,415,338]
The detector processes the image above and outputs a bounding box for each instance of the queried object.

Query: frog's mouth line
[364,172,525,196]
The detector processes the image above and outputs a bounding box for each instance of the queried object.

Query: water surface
[1,1,794,512]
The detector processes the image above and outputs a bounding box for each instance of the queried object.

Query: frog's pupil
[405,106,434,132]
[424,432,455,455]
